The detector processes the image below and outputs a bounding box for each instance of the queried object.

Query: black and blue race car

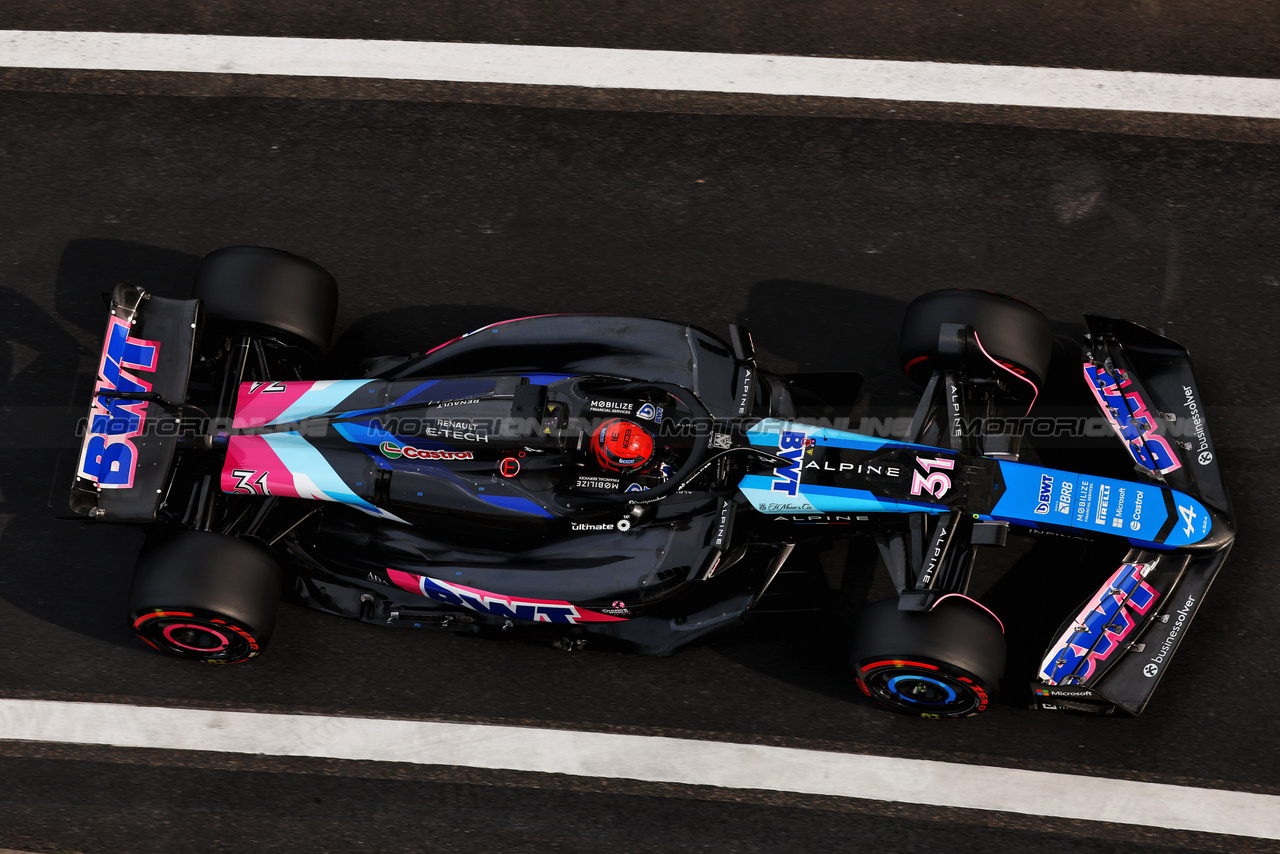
[70,246,1234,718]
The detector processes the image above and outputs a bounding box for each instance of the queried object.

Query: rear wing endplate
[70,283,201,522]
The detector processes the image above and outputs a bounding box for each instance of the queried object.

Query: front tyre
[899,288,1051,391]
[851,597,1005,719]
[128,532,282,663]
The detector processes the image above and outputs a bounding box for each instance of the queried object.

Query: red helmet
[592,418,655,472]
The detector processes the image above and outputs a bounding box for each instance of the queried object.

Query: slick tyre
[128,532,282,663]
[899,289,1051,391]
[194,245,338,357]
[851,597,1005,719]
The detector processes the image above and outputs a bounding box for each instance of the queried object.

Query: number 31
[910,456,954,499]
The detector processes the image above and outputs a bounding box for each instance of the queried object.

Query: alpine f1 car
[71,246,1234,718]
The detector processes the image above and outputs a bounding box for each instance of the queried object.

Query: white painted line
[0,699,1276,839]
[1,30,1279,119]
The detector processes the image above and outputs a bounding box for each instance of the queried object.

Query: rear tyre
[899,289,1051,391]
[129,532,282,663]
[194,246,338,358]
[851,597,1005,718]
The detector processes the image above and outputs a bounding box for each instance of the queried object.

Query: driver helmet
[592,418,655,472]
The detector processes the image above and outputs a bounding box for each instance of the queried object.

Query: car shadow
[0,238,203,651]
[53,237,203,337]
[327,305,525,375]
[740,279,912,407]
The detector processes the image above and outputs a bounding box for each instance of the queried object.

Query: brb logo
[1041,562,1160,684]
[77,316,160,489]
[770,430,809,496]
[1084,364,1182,475]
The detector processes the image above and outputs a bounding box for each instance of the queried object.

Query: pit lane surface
[2,19,1280,854]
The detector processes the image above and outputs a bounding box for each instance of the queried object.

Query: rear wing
[70,283,201,522]
[1033,318,1234,715]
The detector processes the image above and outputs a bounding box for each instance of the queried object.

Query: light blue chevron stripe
[267,380,378,426]
[261,430,404,522]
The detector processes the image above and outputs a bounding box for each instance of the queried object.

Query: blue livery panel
[990,461,1210,549]
[741,420,950,515]
[740,419,1214,549]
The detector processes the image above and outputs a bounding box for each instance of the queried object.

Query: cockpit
[319,374,712,525]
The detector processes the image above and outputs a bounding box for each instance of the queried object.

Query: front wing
[1033,318,1234,715]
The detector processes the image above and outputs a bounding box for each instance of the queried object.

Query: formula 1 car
[71,246,1234,718]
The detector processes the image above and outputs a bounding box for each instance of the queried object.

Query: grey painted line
[0,30,1278,118]
[0,699,1276,839]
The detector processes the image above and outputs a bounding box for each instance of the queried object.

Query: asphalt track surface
[2,9,1280,854]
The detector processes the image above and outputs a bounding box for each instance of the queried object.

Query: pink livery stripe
[220,432,408,523]
[973,330,1039,416]
[231,381,316,429]
[419,314,565,359]
[220,434,298,497]
[231,379,374,429]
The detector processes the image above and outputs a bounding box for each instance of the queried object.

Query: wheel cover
[162,623,230,652]
[858,659,991,718]
[132,610,262,663]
